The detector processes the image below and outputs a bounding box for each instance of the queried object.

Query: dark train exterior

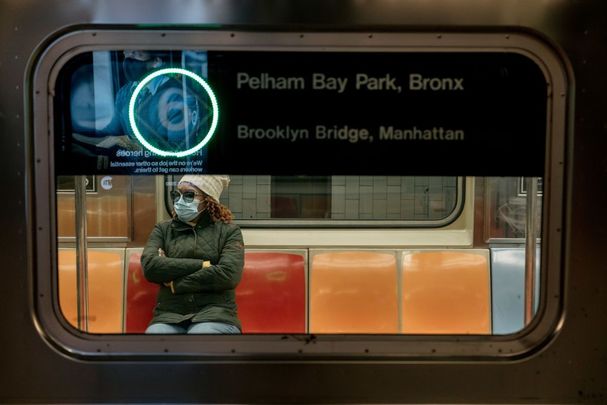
[1,0,606,403]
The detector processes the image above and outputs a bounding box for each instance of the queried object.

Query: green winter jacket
[141,212,244,329]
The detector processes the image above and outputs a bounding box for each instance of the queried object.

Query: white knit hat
[178,175,230,202]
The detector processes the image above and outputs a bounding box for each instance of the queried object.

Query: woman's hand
[158,248,176,293]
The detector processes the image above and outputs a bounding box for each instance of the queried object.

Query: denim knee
[187,322,241,334]
[145,322,187,334]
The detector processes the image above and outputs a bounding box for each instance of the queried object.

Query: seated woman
[141,175,244,334]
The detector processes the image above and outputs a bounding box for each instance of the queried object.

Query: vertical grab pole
[75,176,89,332]
[524,177,539,326]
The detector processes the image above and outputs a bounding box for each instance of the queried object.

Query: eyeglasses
[170,190,204,203]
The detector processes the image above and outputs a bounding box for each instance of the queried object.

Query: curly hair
[202,195,234,223]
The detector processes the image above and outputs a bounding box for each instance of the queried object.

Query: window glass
[165,175,461,224]
[56,175,131,240]
[56,174,542,335]
[485,177,543,240]
[38,34,564,358]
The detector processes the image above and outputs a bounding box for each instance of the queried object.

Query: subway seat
[58,248,501,335]
[401,250,491,334]
[124,249,307,333]
[490,247,540,334]
[125,249,158,333]
[236,251,306,333]
[309,251,399,333]
[58,248,125,333]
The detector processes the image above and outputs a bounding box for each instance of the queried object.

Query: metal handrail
[75,176,89,332]
[524,177,539,326]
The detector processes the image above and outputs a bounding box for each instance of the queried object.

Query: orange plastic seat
[401,250,491,334]
[58,249,125,333]
[309,251,399,333]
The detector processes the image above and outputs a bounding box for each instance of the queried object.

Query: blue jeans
[145,321,241,334]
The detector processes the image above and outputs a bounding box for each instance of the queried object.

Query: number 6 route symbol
[128,68,219,157]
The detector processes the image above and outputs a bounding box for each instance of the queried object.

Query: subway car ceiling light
[128,68,219,157]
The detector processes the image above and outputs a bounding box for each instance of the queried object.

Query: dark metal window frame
[30,29,569,361]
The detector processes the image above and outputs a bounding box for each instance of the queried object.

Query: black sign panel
[54,50,547,176]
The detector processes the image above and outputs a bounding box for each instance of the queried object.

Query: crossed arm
[141,224,245,293]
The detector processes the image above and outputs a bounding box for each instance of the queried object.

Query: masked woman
[141,175,244,334]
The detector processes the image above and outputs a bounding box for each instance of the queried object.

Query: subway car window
[52,48,542,335]
[164,175,461,224]
[32,32,567,359]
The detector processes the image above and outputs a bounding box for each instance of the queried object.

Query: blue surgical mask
[174,197,201,222]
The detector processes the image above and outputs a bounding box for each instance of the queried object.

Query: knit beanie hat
[178,175,230,202]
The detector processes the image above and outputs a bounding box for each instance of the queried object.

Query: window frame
[31,29,569,361]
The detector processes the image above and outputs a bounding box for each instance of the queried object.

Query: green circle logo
[128,68,219,157]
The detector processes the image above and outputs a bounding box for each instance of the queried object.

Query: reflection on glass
[486,177,543,239]
[58,50,209,173]
[216,175,459,222]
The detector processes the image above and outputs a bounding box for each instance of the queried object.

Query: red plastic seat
[125,250,306,333]
[125,249,159,333]
[236,252,306,333]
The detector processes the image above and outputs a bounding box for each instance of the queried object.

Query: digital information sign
[55,49,547,176]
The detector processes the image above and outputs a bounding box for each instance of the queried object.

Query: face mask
[174,197,201,222]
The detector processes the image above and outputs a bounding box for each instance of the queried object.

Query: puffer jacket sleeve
[141,223,204,284]
[172,224,244,293]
